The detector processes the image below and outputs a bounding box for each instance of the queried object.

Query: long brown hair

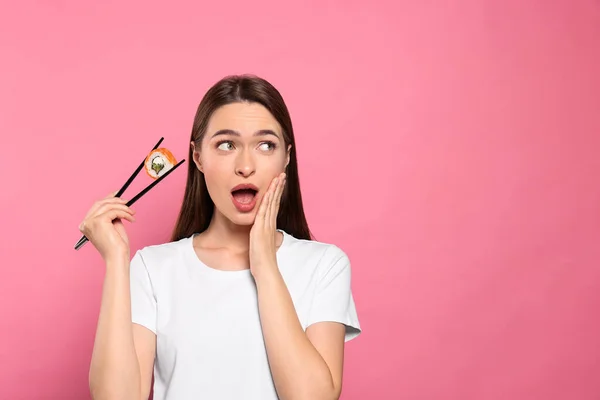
[170,74,312,242]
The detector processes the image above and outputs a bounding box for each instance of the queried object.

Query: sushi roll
[145,148,178,179]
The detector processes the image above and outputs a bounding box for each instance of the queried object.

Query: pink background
[1,1,599,399]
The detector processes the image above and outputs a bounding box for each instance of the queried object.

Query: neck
[202,210,253,251]
[199,210,282,252]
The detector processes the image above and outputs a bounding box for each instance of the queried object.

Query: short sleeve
[307,247,361,342]
[129,250,157,335]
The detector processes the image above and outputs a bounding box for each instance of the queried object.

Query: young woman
[80,74,361,400]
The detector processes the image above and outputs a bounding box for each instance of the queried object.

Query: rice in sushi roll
[145,148,178,179]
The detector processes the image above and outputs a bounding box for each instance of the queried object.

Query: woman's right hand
[79,191,136,263]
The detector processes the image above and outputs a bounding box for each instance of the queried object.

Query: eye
[258,141,277,152]
[217,141,235,151]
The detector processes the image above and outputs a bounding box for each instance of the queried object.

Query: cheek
[201,151,230,174]
[201,159,231,195]
[260,154,288,172]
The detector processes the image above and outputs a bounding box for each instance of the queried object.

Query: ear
[191,141,204,173]
[285,144,292,169]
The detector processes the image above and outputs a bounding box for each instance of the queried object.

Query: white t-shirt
[129,229,361,400]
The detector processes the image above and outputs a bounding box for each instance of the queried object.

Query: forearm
[89,256,141,400]
[255,268,338,400]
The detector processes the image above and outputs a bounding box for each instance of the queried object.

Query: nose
[235,149,256,178]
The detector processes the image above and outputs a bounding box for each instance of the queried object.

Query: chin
[226,211,257,227]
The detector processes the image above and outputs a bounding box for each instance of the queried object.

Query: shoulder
[280,230,351,274]
[133,235,192,270]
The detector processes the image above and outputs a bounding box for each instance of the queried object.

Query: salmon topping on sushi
[145,148,178,179]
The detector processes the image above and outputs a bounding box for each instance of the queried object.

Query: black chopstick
[74,137,183,251]
[74,159,185,251]
[125,159,185,207]
[115,137,164,198]
[74,137,164,250]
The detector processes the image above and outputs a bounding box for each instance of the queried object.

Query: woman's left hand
[249,172,286,280]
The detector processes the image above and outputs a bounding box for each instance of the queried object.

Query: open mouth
[231,184,259,212]
[231,188,258,204]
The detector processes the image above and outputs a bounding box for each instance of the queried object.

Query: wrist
[105,252,130,269]
[253,264,281,287]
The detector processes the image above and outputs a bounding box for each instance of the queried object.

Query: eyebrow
[210,129,281,140]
